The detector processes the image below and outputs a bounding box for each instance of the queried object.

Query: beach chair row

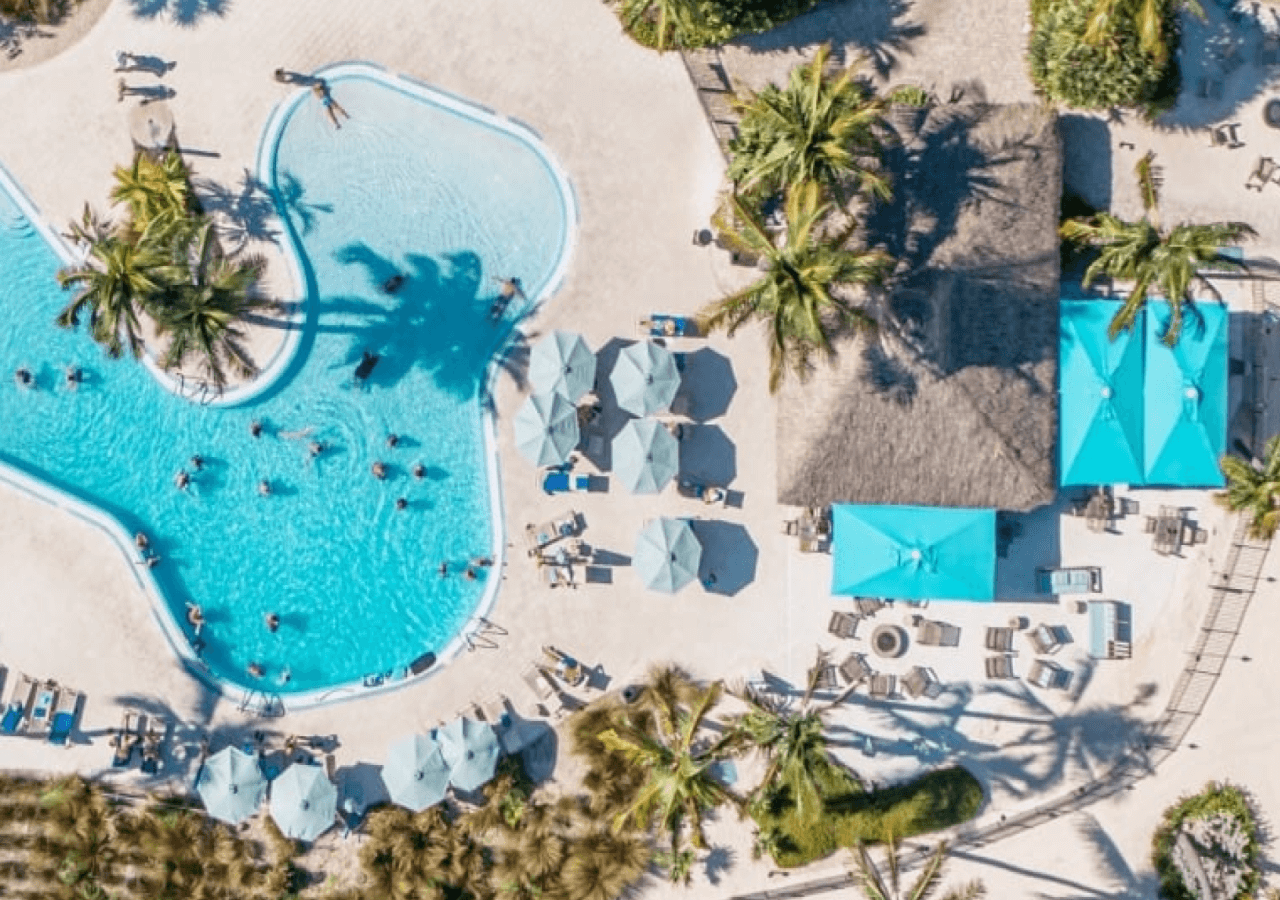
[0,672,82,745]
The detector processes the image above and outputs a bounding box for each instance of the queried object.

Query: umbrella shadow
[690,520,758,596]
[679,423,737,487]
[518,724,559,784]
[671,346,737,422]
[333,760,388,818]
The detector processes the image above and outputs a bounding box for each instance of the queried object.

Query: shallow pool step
[1,211,33,235]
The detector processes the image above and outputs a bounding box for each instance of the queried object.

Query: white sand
[0,0,1277,897]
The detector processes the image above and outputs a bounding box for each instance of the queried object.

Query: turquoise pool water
[0,68,574,697]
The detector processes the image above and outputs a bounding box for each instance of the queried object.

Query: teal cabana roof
[831,504,995,601]
[1059,300,1227,488]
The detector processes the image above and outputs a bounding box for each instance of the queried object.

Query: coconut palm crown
[617,0,706,52]
[1217,435,1280,540]
[1083,0,1203,67]
[56,233,167,359]
[848,837,984,900]
[1060,152,1253,346]
[729,43,891,203]
[698,182,894,392]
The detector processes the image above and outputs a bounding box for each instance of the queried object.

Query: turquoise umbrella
[382,733,452,811]
[269,762,337,842]
[634,517,702,593]
[197,747,267,825]
[438,717,502,792]
[530,330,597,402]
[610,342,680,417]
[513,391,580,467]
[612,418,679,494]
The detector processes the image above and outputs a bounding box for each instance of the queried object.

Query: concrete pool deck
[2,0,1280,897]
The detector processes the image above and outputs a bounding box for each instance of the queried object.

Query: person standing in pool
[174,470,190,491]
[14,367,34,388]
[250,420,263,438]
[265,612,280,632]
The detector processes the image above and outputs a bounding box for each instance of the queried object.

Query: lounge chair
[839,653,871,686]
[525,510,581,556]
[902,666,940,699]
[1027,624,1063,655]
[985,655,1017,680]
[541,470,591,494]
[1118,497,1140,516]
[111,711,140,768]
[781,519,799,536]
[1028,660,1068,690]
[828,611,860,640]
[1247,157,1278,191]
[1035,566,1102,594]
[916,620,961,647]
[522,665,554,703]
[808,663,838,692]
[985,626,1015,652]
[26,682,57,737]
[140,717,165,773]
[1,673,34,734]
[855,598,885,617]
[641,314,694,338]
[677,479,727,506]
[868,673,896,699]
[48,688,82,746]
[539,562,575,589]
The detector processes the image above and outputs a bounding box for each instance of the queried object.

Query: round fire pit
[871,624,908,659]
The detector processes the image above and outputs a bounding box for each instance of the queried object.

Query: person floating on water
[265,612,280,633]
[395,498,408,511]
[382,274,405,294]
[413,463,425,479]
[174,470,190,491]
[386,434,399,449]
[64,365,82,389]
[371,461,387,480]
[250,419,263,438]
[190,454,204,471]
[258,480,272,497]
[309,441,325,458]
[14,367,33,388]
[312,81,349,129]
[489,277,526,321]
[186,602,205,636]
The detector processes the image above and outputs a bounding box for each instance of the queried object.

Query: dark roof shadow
[690,520,758,596]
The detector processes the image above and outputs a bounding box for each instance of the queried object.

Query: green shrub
[889,85,932,107]
[615,0,823,50]
[1151,781,1259,900]
[751,762,983,867]
[1028,0,1177,111]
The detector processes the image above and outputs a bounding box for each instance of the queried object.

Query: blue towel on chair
[542,471,570,494]
[0,703,21,734]
[48,712,74,745]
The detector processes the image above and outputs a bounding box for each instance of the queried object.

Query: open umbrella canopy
[530,330,597,402]
[513,391,580,467]
[197,747,268,825]
[634,517,702,593]
[1059,300,1144,486]
[438,717,502,792]
[610,341,680,417]
[1144,302,1227,486]
[831,504,995,601]
[269,762,338,842]
[382,733,452,811]
[612,418,679,494]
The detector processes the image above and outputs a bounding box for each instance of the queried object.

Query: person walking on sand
[312,82,349,129]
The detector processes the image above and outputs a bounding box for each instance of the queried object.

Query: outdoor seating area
[0,672,82,744]
[1148,506,1208,555]
[782,506,831,553]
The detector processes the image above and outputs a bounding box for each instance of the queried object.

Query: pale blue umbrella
[438,717,502,792]
[610,342,680,417]
[634,517,702,593]
[530,330,596,402]
[197,747,267,825]
[269,762,337,842]
[612,418,679,494]
[513,391,580,467]
[382,733,452,811]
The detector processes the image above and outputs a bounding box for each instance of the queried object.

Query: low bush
[614,0,824,51]
[1151,781,1259,900]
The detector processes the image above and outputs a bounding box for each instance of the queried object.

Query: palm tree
[1217,435,1280,540]
[110,151,194,237]
[31,778,116,900]
[557,828,651,900]
[616,0,706,52]
[1082,0,1202,67]
[152,219,268,389]
[56,230,167,359]
[594,668,739,852]
[1061,152,1253,346]
[848,838,984,900]
[698,182,894,392]
[728,649,845,822]
[729,44,891,203]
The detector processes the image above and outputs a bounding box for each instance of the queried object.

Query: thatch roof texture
[777,103,1061,511]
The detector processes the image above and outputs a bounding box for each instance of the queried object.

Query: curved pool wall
[0,64,577,710]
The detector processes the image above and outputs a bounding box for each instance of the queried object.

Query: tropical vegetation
[0,0,79,24]
[729,44,891,203]
[1151,781,1259,900]
[609,0,822,51]
[1217,434,1280,540]
[56,150,271,390]
[698,182,894,392]
[1060,152,1253,345]
[847,837,984,900]
[1028,0,1184,112]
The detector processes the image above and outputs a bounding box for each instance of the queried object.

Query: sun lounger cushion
[0,703,21,734]
[542,471,570,494]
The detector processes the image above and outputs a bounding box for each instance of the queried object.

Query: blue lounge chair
[48,688,81,746]
[0,702,22,734]
[1,673,34,735]
[644,314,694,338]
[541,471,590,494]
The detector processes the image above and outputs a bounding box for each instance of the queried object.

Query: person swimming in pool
[489,277,525,320]
[312,82,349,129]
[382,274,405,294]
[14,367,33,388]
[65,365,82,389]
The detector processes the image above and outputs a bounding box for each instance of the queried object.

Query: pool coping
[0,63,578,712]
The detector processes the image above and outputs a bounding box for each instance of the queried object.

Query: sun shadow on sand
[691,520,758,596]
[128,0,231,26]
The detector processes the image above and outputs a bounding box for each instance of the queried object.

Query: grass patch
[751,761,983,867]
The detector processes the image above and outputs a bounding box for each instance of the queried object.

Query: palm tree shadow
[128,0,231,25]
[195,169,282,248]
[273,170,333,237]
[726,0,926,80]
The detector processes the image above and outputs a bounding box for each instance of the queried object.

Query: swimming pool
[0,65,575,702]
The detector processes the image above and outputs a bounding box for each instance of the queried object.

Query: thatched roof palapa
[777,103,1061,512]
